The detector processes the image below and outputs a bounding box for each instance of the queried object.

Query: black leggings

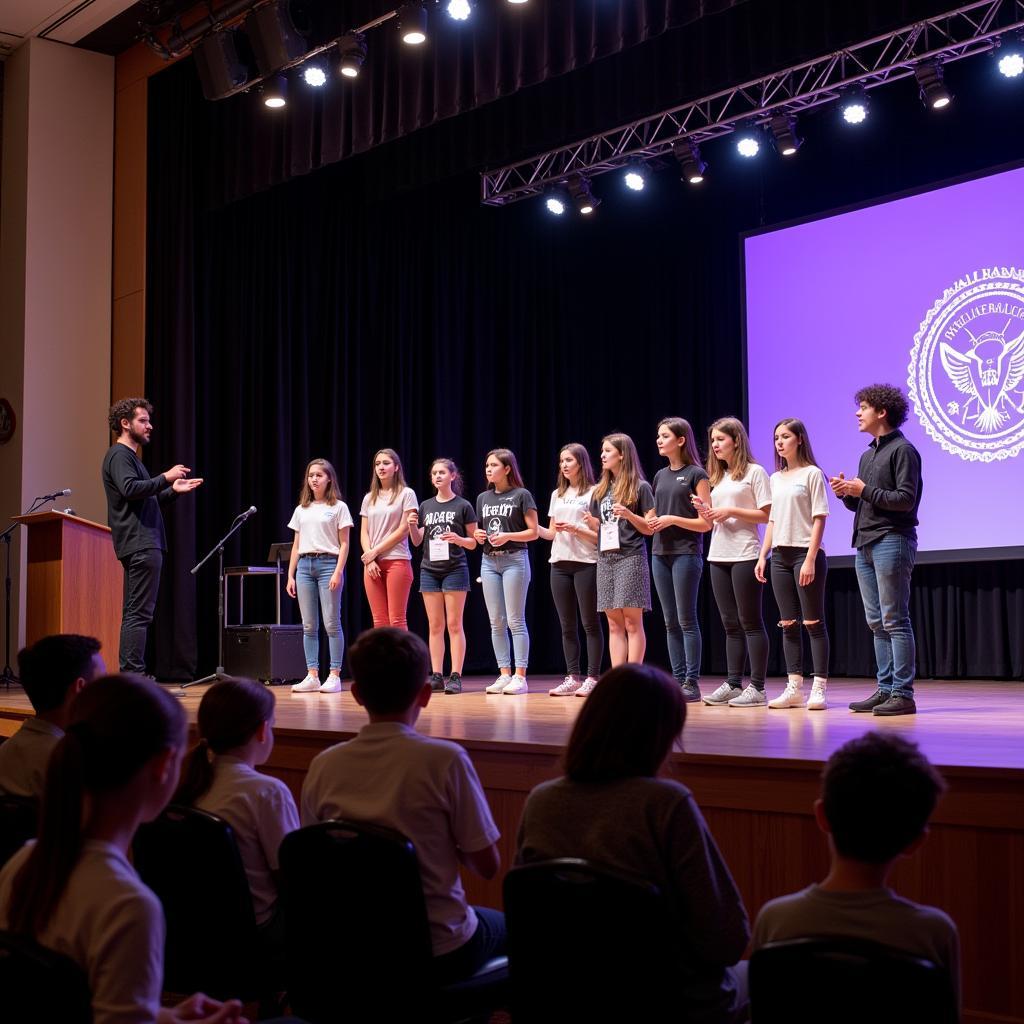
[769,547,829,678]
[709,560,768,691]
[550,561,603,678]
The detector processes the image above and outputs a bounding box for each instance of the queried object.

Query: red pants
[364,559,414,629]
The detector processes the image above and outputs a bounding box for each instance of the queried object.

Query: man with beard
[102,398,203,673]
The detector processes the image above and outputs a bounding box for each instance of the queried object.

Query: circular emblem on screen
[908,268,1024,462]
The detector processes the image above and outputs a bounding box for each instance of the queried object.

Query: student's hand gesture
[647,515,664,532]
[365,559,381,580]
[702,505,730,523]
[406,510,419,528]
[439,530,459,543]
[286,576,297,598]
[171,477,203,493]
[473,528,488,544]
[754,557,768,583]
[582,510,599,530]
[360,547,378,565]
[489,532,509,547]
[162,464,191,482]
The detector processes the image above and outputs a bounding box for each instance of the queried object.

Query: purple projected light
[745,164,1024,558]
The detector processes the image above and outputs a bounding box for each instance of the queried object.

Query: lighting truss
[480,0,1024,206]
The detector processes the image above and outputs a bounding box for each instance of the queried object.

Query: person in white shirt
[359,448,419,631]
[536,443,602,697]
[286,458,353,694]
[0,673,246,1024]
[755,419,831,711]
[301,628,504,982]
[695,417,772,708]
[174,678,299,972]
[0,633,105,799]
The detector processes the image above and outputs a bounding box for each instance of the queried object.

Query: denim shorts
[419,563,471,593]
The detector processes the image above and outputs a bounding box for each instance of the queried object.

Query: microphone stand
[183,507,256,690]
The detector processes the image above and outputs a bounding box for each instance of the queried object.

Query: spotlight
[446,0,472,19]
[623,161,647,192]
[545,191,567,216]
[769,113,802,156]
[914,60,951,109]
[735,127,761,158]
[398,3,428,45]
[839,86,869,124]
[568,174,600,215]
[338,32,367,78]
[673,138,706,184]
[507,0,529,4]
[262,74,288,108]
[996,36,1024,78]
[302,62,327,87]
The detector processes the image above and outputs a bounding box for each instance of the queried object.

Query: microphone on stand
[239,505,257,521]
[39,488,72,501]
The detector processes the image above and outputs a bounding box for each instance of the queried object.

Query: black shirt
[417,495,477,573]
[651,465,710,557]
[590,481,657,556]
[843,430,923,548]
[476,487,538,554]
[101,444,174,558]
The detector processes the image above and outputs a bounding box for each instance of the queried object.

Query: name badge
[429,538,451,561]
[600,521,620,552]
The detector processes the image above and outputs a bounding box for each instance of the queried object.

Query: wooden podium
[13,511,121,665]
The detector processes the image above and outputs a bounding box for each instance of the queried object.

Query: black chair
[0,928,92,1023]
[278,819,508,1024]
[132,804,268,1001]
[0,793,38,868]
[749,936,958,1024]
[503,857,679,1023]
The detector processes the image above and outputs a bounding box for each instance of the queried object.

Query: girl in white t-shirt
[755,418,831,711]
[359,448,418,630]
[0,674,246,1024]
[537,443,602,697]
[286,458,353,693]
[695,417,772,708]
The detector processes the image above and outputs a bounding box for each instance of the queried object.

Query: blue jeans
[433,906,507,984]
[480,550,531,670]
[652,553,703,685]
[296,555,344,671]
[854,534,917,698]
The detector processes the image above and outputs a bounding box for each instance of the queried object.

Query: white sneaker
[319,675,342,693]
[728,684,768,707]
[292,674,320,693]
[502,676,529,695]
[807,679,828,710]
[576,677,598,697]
[549,675,581,696]
[703,682,743,706]
[485,676,510,694]
[768,678,806,709]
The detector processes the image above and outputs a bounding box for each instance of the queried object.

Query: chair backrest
[749,936,958,1024]
[0,793,38,868]
[278,820,435,1022]
[503,858,678,1022]
[0,928,92,1023]
[132,804,261,998]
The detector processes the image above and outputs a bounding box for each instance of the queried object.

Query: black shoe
[429,672,445,692]
[444,672,462,695]
[849,689,888,713]
[680,681,701,703]
[872,694,917,716]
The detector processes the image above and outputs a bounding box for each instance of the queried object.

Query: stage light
[568,174,600,215]
[673,138,706,184]
[769,113,802,156]
[398,3,428,45]
[914,60,951,109]
[735,127,760,158]
[302,62,327,87]
[337,32,367,78]
[545,191,567,216]
[447,0,472,20]
[507,0,529,5]
[262,74,288,108]
[246,0,307,77]
[996,36,1024,78]
[839,86,869,124]
[623,161,646,192]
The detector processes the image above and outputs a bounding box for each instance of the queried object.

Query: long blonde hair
[592,433,647,509]
[657,416,701,468]
[556,443,596,498]
[773,418,819,471]
[368,448,408,505]
[706,417,757,485]
[299,458,341,507]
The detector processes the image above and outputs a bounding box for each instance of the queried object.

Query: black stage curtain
[146,3,1024,682]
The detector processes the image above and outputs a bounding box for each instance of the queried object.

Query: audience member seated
[752,732,959,1006]
[0,634,105,798]
[300,627,504,983]
[515,664,750,1024]
[174,678,299,965]
[0,673,248,1024]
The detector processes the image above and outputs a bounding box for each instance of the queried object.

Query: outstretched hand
[171,477,203,493]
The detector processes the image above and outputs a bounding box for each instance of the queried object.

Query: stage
[2,676,1021,1024]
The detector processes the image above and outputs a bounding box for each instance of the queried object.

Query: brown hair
[430,458,464,497]
[299,458,342,507]
[705,416,757,486]
[555,443,596,497]
[853,384,909,428]
[349,628,430,715]
[108,397,153,435]
[657,417,701,468]
[592,433,648,509]
[368,448,409,505]
[773,418,820,471]
[485,448,525,491]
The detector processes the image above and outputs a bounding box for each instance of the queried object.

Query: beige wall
[0,37,114,649]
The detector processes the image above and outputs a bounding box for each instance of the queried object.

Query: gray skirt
[596,550,651,611]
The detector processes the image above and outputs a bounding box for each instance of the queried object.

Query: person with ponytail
[174,678,299,961]
[0,673,246,1024]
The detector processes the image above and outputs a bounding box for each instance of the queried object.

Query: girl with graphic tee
[537,443,602,697]
[407,458,478,695]
[646,417,712,703]
[473,449,539,695]
[286,458,353,693]
[359,448,418,630]
[755,419,831,711]
[581,433,655,669]
[696,418,772,708]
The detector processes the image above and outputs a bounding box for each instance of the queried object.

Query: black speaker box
[224,625,306,683]
[246,1,307,77]
[194,30,250,101]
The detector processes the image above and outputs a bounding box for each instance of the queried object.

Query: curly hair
[108,397,153,435]
[854,384,909,428]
